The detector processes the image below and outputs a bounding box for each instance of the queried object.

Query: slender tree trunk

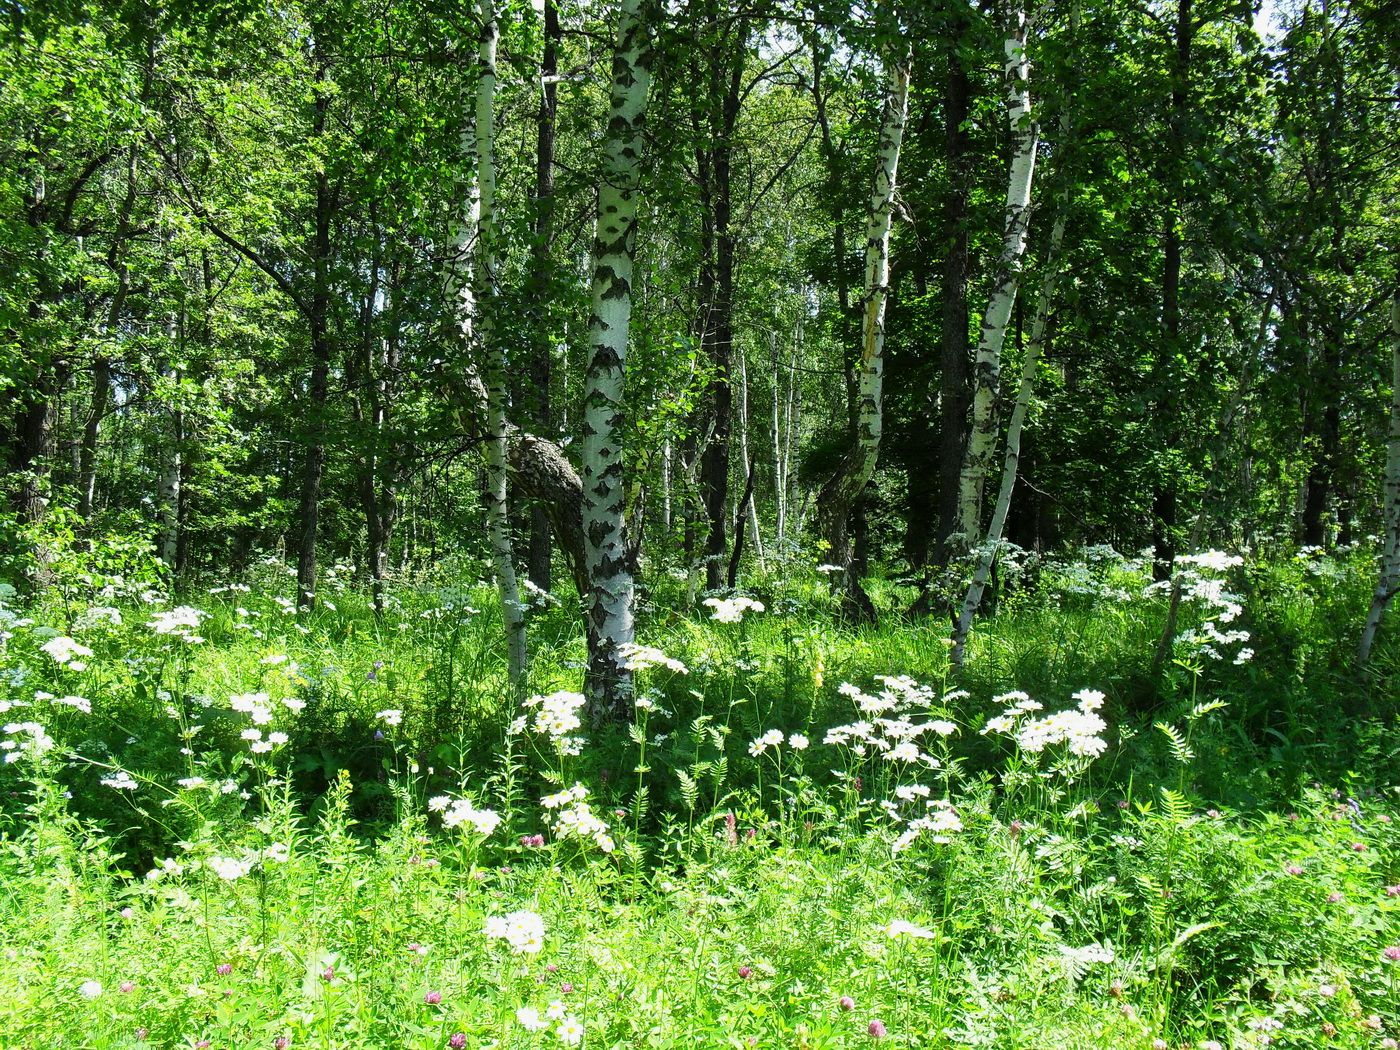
[778,308,800,550]
[159,404,183,568]
[581,0,652,719]
[935,18,974,569]
[526,0,560,593]
[9,171,59,530]
[77,357,110,521]
[80,139,143,523]
[1302,327,1343,547]
[814,49,910,621]
[1358,291,1400,667]
[952,207,1067,665]
[455,0,528,690]
[296,49,334,611]
[1152,0,1194,580]
[957,6,1038,544]
[736,340,764,572]
[693,9,746,591]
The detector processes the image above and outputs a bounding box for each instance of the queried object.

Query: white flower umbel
[41,636,93,665]
[616,642,688,675]
[702,596,765,623]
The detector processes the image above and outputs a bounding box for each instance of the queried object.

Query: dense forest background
[2,0,1398,699]
[4,4,1400,1046]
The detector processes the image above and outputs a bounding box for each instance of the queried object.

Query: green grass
[0,547,1397,1048]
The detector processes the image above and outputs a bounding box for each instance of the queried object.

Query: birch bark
[957,7,1038,544]
[582,0,652,718]
[951,207,1066,665]
[814,49,910,619]
[465,0,528,691]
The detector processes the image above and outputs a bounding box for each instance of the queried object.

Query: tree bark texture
[957,7,1038,545]
[815,50,910,621]
[582,0,652,719]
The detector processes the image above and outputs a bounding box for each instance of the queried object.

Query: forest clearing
[2,0,1398,1046]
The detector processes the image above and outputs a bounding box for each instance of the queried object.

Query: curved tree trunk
[581,0,653,719]
[957,6,1038,545]
[951,206,1067,665]
[816,49,910,621]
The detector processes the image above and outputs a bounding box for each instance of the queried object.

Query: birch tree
[951,206,1066,665]
[957,5,1038,545]
[452,0,528,691]
[581,0,653,718]
[814,45,910,619]
[1359,291,1400,667]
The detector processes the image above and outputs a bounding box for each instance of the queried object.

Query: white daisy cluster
[982,688,1108,759]
[145,856,185,881]
[428,794,502,838]
[240,727,289,754]
[822,678,954,766]
[2,721,54,764]
[484,909,545,954]
[40,635,93,667]
[148,606,206,643]
[517,1004,582,1043]
[524,690,587,755]
[541,784,614,853]
[891,798,963,854]
[747,728,784,756]
[616,642,688,675]
[52,694,91,714]
[1178,550,1243,573]
[702,595,765,623]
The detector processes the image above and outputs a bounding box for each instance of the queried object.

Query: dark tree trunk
[8,376,57,525]
[297,63,334,611]
[1152,0,1192,581]
[1302,331,1343,547]
[693,7,745,591]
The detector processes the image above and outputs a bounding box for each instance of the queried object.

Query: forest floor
[1,547,1398,1049]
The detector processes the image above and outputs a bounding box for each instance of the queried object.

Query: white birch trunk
[951,206,1067,665]
[770,322,785,549]
[778,304,801,551]
[1359,290,1400,667]
[815,50,910,614]
[737,341,765,570]
[448,1,527,690]
[159,414,181,567]
[582,0,652,718]
[957,7,1039,545]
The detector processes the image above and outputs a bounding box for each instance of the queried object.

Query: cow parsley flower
[702,596,765,623]
[41,636,93,665]
[100,771,138,791]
